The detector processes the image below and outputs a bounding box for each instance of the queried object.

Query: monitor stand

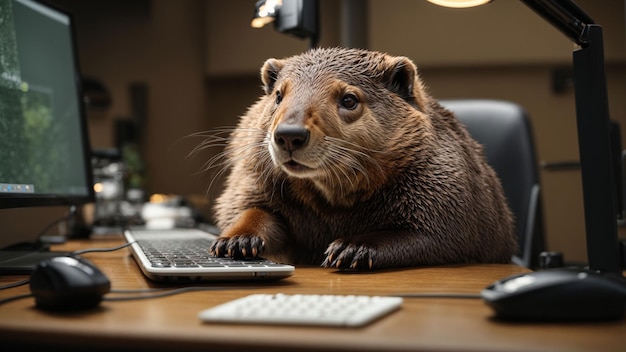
[0,250,72,275]
[0,238,71,275]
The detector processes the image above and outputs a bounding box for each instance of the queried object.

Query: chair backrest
[440,99,546,269]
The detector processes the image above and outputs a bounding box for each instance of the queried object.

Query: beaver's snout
[273,123,310,152]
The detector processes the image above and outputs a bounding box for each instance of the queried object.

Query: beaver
[206,47,518,271]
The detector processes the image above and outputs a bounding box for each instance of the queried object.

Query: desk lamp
[429,0,626,321]
[251,0,319,48]
[428,0,624,276]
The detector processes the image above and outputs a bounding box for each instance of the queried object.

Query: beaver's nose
[274,123,310,152]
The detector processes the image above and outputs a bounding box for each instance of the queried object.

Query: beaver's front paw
[209,235,265,259]
[322,240,377,271]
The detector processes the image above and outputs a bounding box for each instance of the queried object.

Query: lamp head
[427,0,492,8]
[251,0,283,29]
[251,0,319,48]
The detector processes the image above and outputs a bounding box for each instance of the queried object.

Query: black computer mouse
[481,267,626,321]
[29,256,111,311]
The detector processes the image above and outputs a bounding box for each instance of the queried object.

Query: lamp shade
[427,0,492,8]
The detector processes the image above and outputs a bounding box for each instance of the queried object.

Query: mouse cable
[391,293,482,299]
[35,205,77,242]
[0,287,261,306]
[0,292,33,305]
[0,278,31,290]
[104,286,263,301]
[104,289,480,302]
[0,279,32,307]
[70,240,136,256]
[0,289,480,306]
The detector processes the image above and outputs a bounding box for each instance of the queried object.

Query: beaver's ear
[261,58,284,95]
[382,56,428,110]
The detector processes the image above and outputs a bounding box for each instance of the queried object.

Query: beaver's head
[258,47,433,205]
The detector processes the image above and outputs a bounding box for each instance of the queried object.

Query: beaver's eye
[275,91,283,105]
[340,93,358,110]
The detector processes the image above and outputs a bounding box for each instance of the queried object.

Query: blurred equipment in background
[81,77,112,110]
[91,148,144,234]
[251,0,319,48]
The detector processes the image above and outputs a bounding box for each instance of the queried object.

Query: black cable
[103,286,261,301]
[109,288,172,294]
[392,293,482,299]
[35,205,77,241]
[104,290,483,303]
[70,241,136,256]
[0,293,33,305]
[0,279,30,290]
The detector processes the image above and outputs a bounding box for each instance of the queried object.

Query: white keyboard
[198,293,403,327]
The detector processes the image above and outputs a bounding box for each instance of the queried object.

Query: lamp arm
[520,0,594,46]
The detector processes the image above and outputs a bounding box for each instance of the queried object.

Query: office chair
[440,99,546,269]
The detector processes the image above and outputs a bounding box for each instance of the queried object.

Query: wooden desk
[0,235,624,352]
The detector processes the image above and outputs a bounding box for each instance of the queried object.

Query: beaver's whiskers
[322,136,385,191]
[186,127,271,196]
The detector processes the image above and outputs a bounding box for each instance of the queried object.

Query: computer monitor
[0,0,94,273]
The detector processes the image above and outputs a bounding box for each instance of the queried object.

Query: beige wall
[369,0,626,65]
[75,0,210,197]
[2,0,625,265]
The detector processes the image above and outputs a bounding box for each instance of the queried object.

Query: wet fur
[206,47,517,270]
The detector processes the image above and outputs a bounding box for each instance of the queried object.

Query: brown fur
[207,47,517,270]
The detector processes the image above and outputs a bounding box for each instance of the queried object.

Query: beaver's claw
[322,239,376,271]
[209,235,265,259]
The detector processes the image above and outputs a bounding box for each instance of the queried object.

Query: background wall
[2,0,625,265]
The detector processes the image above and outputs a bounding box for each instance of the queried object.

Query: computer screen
[0,0,94,209]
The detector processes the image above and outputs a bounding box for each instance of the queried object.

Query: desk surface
[0,235,624,352]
